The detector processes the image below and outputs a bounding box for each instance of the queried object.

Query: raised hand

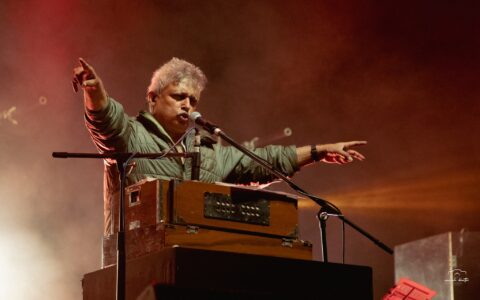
[72,58,108,111]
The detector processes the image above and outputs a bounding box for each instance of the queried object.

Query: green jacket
[85,98,299,235]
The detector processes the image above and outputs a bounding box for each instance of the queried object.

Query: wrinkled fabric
[85,98,299,235]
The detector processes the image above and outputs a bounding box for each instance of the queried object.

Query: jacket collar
[136,111,175,144]
[136,111,194,149]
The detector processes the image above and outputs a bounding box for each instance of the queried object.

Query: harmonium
[102,180,312,267]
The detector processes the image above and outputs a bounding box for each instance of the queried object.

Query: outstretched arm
[296,141,367,166]
[73,58,109,112]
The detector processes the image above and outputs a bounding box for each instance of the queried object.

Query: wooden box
[104,179,311,267]
[170,180,300,237]
[103,223,312,267]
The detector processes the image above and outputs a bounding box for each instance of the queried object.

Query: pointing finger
[78,57,89,69]
[344,141,367,148]
[79,57,96,76]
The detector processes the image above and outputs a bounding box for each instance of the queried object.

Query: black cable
[154,127,195,160]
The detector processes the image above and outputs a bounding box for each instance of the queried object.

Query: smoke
[0,228,73,299]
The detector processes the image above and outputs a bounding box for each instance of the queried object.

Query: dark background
[0,0,478,298]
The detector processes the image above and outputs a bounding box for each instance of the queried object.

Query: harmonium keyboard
[102,180,312,267]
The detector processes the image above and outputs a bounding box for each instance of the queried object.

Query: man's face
[150,79,200,141]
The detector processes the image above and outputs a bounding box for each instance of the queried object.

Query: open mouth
[178,112,189,122]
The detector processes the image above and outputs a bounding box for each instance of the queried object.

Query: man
[74,57,366,235]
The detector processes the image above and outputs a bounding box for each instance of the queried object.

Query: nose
[181,101,191,113]
[181,97,194,112]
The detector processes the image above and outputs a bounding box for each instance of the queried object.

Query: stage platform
[82,247,373,299]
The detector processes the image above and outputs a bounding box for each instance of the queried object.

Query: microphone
[189,112,221,135]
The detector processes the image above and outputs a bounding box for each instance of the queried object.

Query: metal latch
[281,238,294,248]
[186,225,199,234]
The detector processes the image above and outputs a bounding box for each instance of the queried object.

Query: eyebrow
[173,92,198,104]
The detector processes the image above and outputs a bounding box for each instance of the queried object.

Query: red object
[383,278,437,300]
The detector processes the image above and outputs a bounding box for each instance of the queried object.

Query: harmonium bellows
[103,180,312,267]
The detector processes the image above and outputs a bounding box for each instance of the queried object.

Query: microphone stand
[191,128,201,181]
[198,126,393,262]
[52,151,198,300]
[318,209,330,262]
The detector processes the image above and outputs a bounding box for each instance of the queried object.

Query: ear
[147,92,157,104]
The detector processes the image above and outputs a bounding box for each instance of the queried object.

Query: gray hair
[147,57,207,95]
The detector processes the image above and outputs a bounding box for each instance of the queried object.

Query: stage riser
[84,247,373,300]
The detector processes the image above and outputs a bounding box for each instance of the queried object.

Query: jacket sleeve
[216,144,300,184]
[84,98,131,153]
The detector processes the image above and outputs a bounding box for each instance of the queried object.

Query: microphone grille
[189,111,202,121]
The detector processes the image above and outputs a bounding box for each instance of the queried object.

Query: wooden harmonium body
[103,180,312,267]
